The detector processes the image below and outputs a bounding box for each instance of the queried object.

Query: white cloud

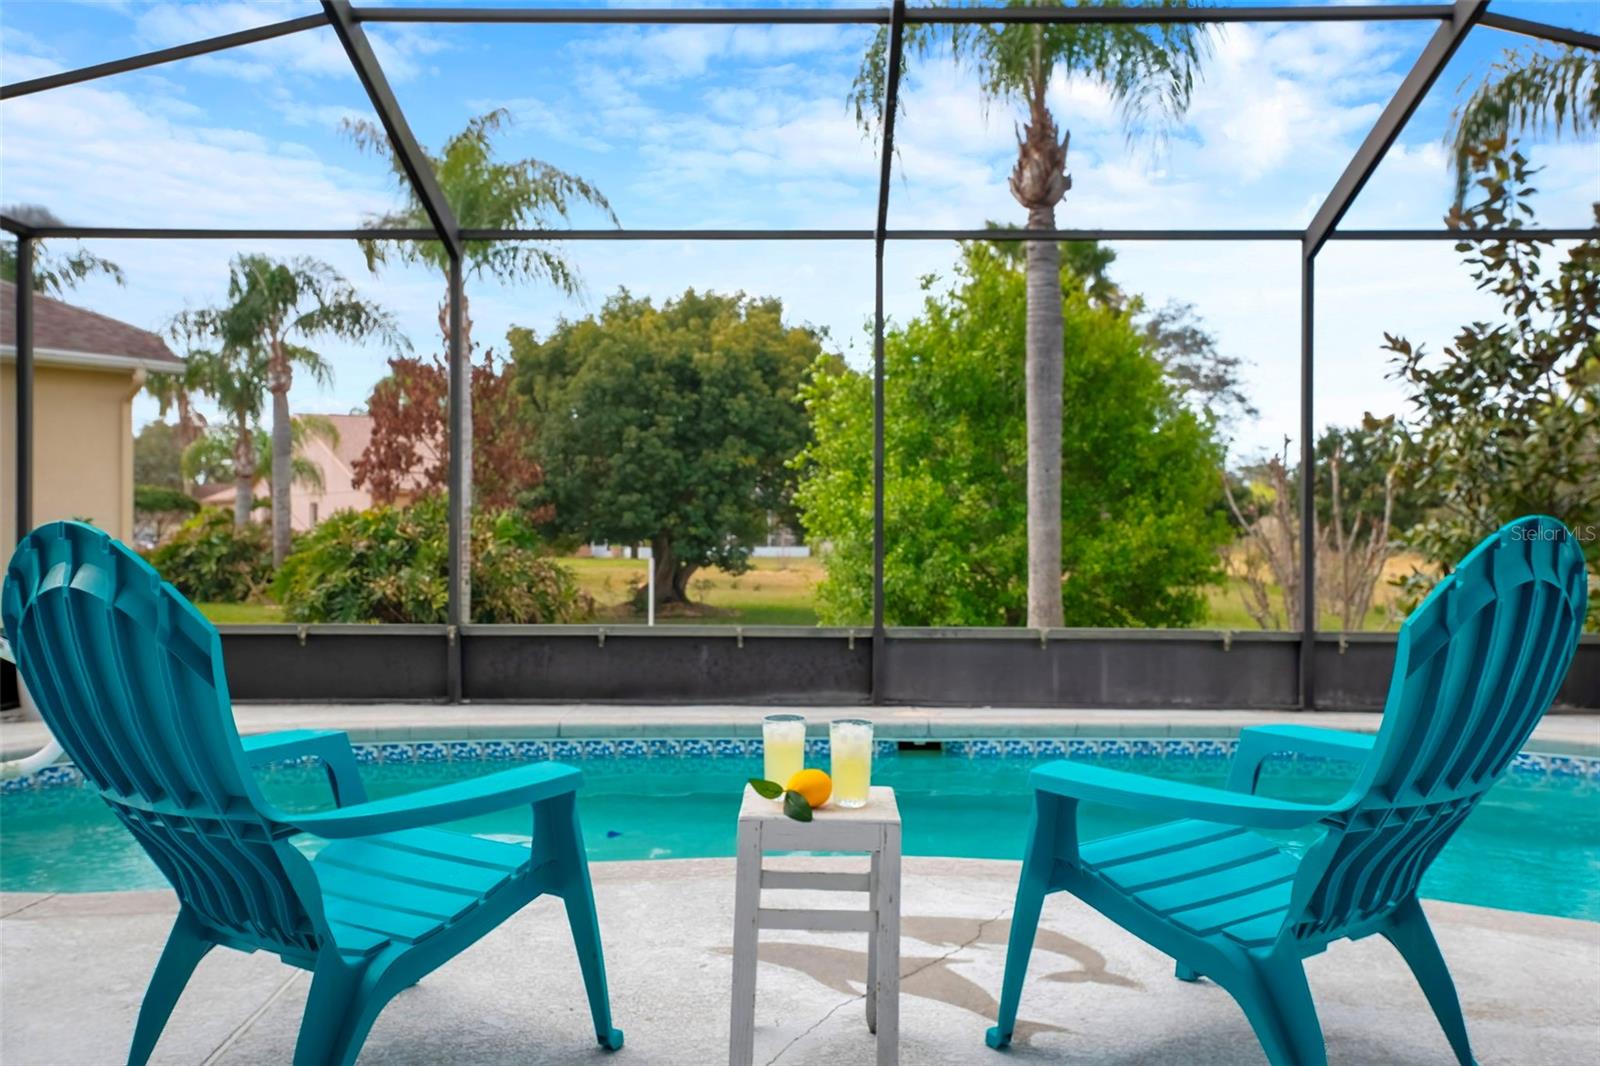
[573,24,854,83]
[132,4,446,85]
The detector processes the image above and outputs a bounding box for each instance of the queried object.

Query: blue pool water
[2,749,1596,921]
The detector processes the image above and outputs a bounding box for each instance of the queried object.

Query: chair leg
[866,849,880,1035]
[1175,962,1201,982]
[294,951,382,1066]
[542,793,624,1052]
[1382,897,1476,1066]
[987,794,1064,1051]
[1232,954,1327,1066]
[128,908,214,1066]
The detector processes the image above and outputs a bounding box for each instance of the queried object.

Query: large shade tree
[512,289,823,610]
[851,2,1210,627]
[795,241,1229,627]
[216,255,404,565]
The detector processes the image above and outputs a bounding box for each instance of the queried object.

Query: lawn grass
[196,602,285,624]
[563,555,825,627]
[194,550,1421,632]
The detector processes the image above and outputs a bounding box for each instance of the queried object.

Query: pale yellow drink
[830,719,873,808]
[762,714,806,786]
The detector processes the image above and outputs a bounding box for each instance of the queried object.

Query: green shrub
[273,496,592,624]
[147,509,272,603]
[134,484,200,517]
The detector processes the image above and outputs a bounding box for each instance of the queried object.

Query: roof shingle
[1,280,182,367]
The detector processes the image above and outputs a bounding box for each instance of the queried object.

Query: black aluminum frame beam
[12,239,34,547]
[0,13,329,100]
[871,0,907,704]
[1305,0,1490,258]
[1478,12,1600,52]
[9,228,439,241]
[354,5,1458,26]
[1298,252,1315,709]
[13,226,1594,243]
[322,0,461,259]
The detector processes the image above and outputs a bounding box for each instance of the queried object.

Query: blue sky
[3,0,1597,459]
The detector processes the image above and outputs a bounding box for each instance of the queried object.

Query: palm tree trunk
[232,411,256,529]
[1009,69,1070,630]
[175,391,197,495]
[1023,206,1065,629]
[268,340,293,566]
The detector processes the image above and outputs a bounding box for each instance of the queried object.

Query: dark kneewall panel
[211,627,1599,709]
[877,631,1299,708]
[220,627,451,701]
[462,627,872,703]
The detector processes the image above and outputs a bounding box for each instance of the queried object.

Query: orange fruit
[785,768,832,809]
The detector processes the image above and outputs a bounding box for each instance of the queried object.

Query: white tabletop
[738,784,899,825]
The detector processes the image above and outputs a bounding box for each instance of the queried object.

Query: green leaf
[783,790,814,822]
[748,778,784,800]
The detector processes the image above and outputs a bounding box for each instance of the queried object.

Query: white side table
[729,785,901,1066]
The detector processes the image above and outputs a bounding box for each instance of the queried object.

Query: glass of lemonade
[762,714,806,786]
[829,719,873,809]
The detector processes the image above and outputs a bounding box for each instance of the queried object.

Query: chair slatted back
[3,523,318,954]
[1287,516,1588,944]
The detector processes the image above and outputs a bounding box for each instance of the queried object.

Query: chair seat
[313,827,534,957]
[1079,819,1299,947]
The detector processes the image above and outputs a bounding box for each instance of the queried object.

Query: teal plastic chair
[987,515,1589,1066]
[1,522,623,1065]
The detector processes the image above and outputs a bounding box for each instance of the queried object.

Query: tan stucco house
[2,280,182,561]
[193,412,434,530]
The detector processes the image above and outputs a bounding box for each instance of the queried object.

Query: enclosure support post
[446,254,469,702]
[1298,251,1316,711]
[13,236,33,547]
[870,0,906,705]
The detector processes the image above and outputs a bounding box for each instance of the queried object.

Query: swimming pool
[3,742,1596,921]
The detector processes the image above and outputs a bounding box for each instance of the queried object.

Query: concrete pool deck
[2,858,1595,1065]
[4,704,1599,759]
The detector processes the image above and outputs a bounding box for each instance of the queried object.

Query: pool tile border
[4,736,1597,792]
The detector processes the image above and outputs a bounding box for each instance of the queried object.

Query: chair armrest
[1031,759,1340,830]
[281,760,582,838]
[1226,725,1377,794]
[242,729,368,806]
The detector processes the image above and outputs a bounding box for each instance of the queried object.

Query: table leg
[729,821,762,1066]
[867,849,880,1034]
[875,824,901,1066]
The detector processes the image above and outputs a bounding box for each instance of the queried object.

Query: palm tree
[218,255,406,565]
[851,4,1210,627]
[1450,47,1598,200]
[183,339,269,528]
[184,415,342,516]
[1,204,124,296]
[151,312,218,493]
[341,108,615,354]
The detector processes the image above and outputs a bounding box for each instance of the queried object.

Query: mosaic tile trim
[3,736,1596,791]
